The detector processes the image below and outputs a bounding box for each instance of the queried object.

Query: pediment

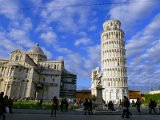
[11,49,24,54]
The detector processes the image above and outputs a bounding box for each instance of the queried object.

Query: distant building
[128,90,141,102]
[149,90,160,94]
[60,70,77,98]
[76,90,91,99]
[0,43,76,99]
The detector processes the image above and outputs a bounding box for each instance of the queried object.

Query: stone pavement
[4,107,160,120]
[5,113,160,120]
[12,107,159,115]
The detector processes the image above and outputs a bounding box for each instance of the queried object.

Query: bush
[144,94,160,105]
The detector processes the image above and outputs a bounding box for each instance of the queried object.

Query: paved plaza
[5,113,160,120]
[4,108,160,120]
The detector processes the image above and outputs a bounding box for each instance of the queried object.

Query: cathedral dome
[28,43,46,56]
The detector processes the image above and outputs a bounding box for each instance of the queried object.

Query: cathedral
[0,44,76,100]
[91,20,128,103]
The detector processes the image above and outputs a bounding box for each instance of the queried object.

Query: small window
[26,69,28,73]
[54,65,56,69]
[52,78,54,82]
[43,78,45,81]
[48,64,50,68]
[15,55,19,61]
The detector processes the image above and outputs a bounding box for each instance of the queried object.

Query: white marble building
[91,20,128,103]
[0,44,76,99]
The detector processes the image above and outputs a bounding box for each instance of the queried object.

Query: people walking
[64,98,69,112]
[135,98,141,112]
[0,92,5,120]
[51,96,59,117]
[8,98,13,114]
[121,96,131,118]
[119,99,123,109]
[88,99,93,115]
[4,95,9,113]
[83,98,89,115]
[149,99,157,114]
[38,98,43,107]
[60,99,64,112]
[108,101,114,111]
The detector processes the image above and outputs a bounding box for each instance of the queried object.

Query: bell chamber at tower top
[103,20,121,31]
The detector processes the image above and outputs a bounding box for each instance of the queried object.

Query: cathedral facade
[0,44,76,99]
[91,20,128,103]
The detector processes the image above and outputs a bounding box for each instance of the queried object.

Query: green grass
[13,101,52,109]
[13,101,82,110]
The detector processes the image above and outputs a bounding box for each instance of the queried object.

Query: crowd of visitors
[1,91,160,119]
[83,98,93,115]
[0,92,13,120]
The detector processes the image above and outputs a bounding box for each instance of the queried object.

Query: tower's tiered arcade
[101,20,128,102]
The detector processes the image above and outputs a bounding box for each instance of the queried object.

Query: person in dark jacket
[121,96,131,118]
[8,98,13,114]
[0,92,5,120]
[64,98,69,112]
[149,99,157,114]
[51,96,59,117]
[88,99,93,115]
[108,101,114,111]
[83,98,89,115]
[135,98,141,112]
[60,99,64,112]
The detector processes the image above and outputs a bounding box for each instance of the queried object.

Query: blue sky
[0,0,160,92]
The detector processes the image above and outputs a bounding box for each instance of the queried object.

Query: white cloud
[40,0,95,33]
[56,47,72,54]
[88,25,97,31]
[126,13,160,90]
[75,37,92,46]
[0,0,35,56]
[126,13,160,58]
[21,18,33,31]
[0,32,17,51]
[40,31,57,44]
[108,0,157,28]
[36,24,52,32]
[57,44,100,79]
[9,29,33,48]
[42,47,53,59]
[29,0,42,5]
[78,32,87,37]
[54,44,100,82]
[0,0,19,20]
[84,45,101,69]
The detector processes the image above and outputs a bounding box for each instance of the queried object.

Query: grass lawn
[13,101,82,110]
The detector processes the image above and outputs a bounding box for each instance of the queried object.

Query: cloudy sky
[0,0,160,92]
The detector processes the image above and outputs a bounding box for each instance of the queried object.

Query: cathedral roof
[63,69,76,75]
[28,43,46,56]
[7,62,22,66]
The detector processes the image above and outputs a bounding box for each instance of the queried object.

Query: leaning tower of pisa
[101,20,128,103]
